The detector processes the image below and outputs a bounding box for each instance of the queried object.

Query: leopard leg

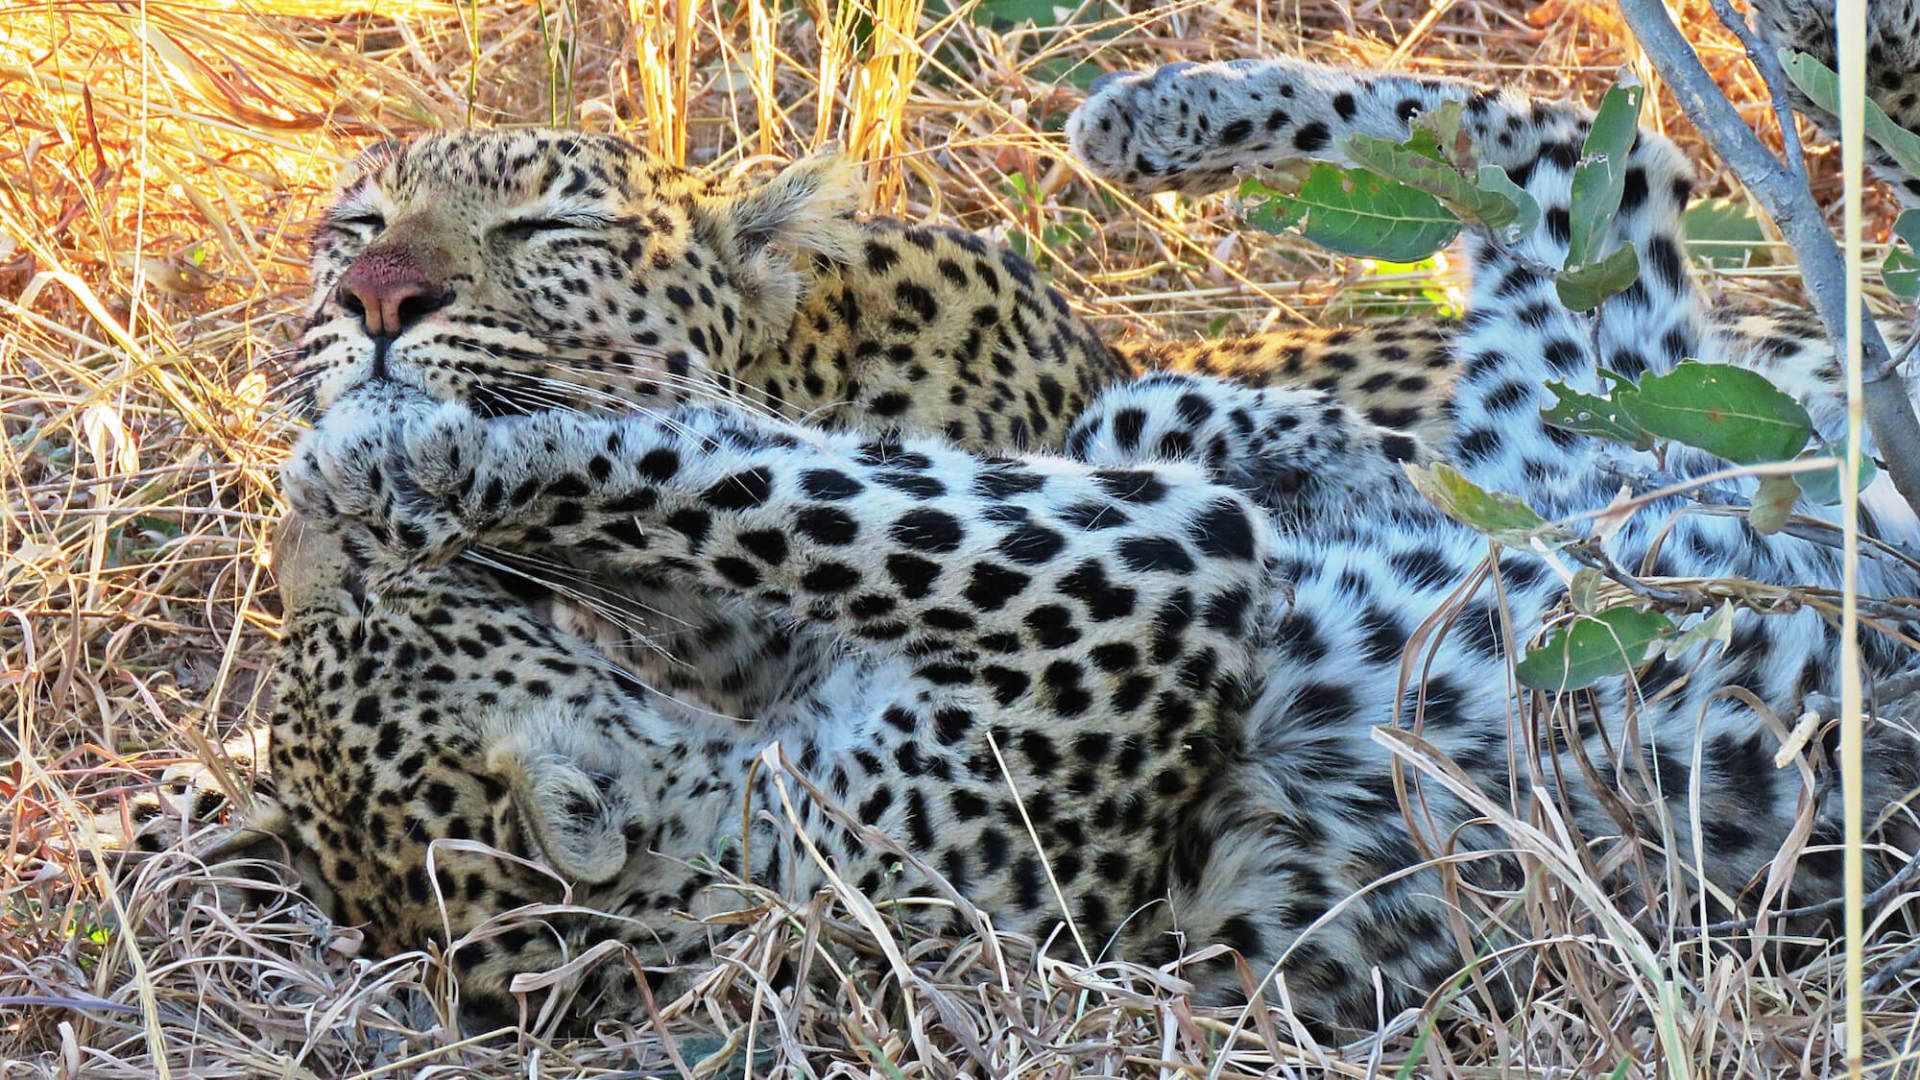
[1075,52,1920,1016]
[291,396,1273,700]
[1069,56,1708,502]
[1062,370,1433,527]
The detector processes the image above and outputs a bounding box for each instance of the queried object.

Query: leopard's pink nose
[338,252,450,339]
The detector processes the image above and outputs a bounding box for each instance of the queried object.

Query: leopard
[291,131,1467,448]
[268,128,1479,720]
[101,0,1920,1037]
[241,32,1920,1038]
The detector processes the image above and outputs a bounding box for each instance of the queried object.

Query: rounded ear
[695,154,863,354]
[486,741,632,885]
[272,513,364,611]
[705,153,863,261]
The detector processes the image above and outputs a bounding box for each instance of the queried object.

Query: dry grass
[3,0,1918,1074]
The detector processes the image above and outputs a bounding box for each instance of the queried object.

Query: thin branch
[1707,844,1920,933]
[1614,0,1920,521]
[1864,937,1920,996]
[1704,0,1808,187]
[1591,462,1920,568]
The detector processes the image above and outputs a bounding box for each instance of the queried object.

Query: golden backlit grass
[3,0,1918,1074]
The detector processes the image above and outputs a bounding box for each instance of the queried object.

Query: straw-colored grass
[3,0,1918,1074]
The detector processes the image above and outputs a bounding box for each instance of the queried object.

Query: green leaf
[1885,208,1920,301]
[1662,602,1736,662]
[1516,606,1674,691]
[1345,134,1526,231]
[1540,381,1654,449]
[1242,182,1308,232]
[1240,168,1463,263]
[1748,473,1800,534]
[1404,461,1554,546]
[1412,100,1465,162]
[1474,164,1542,242]
[1566,81,1646,269]
[1792,443,1879,505]
[971,0,1079,28]
[1556,243,1642,312]
[1620,360,1814,464]
[1781,50,1920,180]
[1684,197,1771,269]
[1334,253,1464,319]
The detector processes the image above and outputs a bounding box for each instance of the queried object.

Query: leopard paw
[282,385,482,582]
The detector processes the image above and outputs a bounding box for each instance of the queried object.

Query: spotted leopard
[99,0,1920,1035]
[249,42,1920,1037]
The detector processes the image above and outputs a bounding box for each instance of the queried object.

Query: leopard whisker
[515,344,796,416]
[458,549,687,662]
[506,352,781,419]
[468,547,702,635]
[455,554,771,726]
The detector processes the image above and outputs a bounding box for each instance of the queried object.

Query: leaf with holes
[1345,134,1529,233]
[1619,360,1814,464]
[1556,243,1641,312]
[1516,606,1674,691]
[1781,50,1920,180]
[1565,81,1645,270]
[1541,381,1653,449]
[1240,168,1462,263]
[1886,209,1920,301]
[1404,462,1559,546]
[1241,178,1308,235]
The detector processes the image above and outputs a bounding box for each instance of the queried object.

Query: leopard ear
[709,152,863,261]
[486,738,631,885]
[697,153,863,353]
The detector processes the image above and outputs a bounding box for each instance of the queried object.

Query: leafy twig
[1615,0,1920,521]
[1588,462,1920,568]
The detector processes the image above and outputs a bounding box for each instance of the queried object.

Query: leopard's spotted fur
[108,0,1920,1036]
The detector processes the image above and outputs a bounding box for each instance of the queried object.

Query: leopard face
[294,129,859,418]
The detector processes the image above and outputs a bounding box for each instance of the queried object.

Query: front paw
[1068,67,1171,186]
[1069,62,1244,194]
[1071,59,1307,196]
[282,389,485,578]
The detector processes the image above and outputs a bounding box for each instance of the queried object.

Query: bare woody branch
[1615,0,1920,521]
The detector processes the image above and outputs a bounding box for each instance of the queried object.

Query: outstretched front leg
[1062,371,1434,527]
[1070,55,1708,507]
[287,388,1273,692]
[1071,56,1681,208]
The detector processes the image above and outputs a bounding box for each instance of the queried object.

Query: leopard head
[295,129,861,417]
